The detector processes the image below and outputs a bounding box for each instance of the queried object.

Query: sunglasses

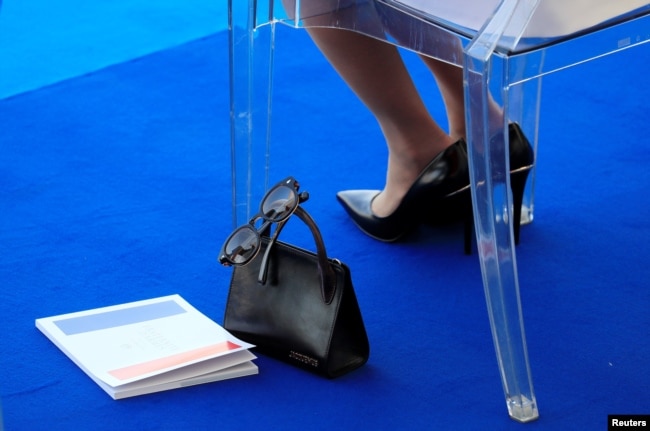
[219,176,309,267]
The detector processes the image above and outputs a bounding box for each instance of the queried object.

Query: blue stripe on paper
[53,300,186,335]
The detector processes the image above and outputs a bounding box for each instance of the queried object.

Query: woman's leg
[306,27,455,217]
[418,56,466,141]
[419,55,504,139]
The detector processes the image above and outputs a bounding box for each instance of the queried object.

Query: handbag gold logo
[289,351,319,368]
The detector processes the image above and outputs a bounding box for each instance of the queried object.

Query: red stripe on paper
[109,341,241,381]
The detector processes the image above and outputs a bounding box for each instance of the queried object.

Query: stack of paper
[35,295,257,399]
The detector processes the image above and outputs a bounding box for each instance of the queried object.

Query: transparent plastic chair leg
[228,0,275,227]
[506,74,543,227]
[464,35,540,423]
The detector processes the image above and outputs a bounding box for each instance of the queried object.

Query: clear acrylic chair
[228,0,650,422]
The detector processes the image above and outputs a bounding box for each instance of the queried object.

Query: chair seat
[390,0,649,50]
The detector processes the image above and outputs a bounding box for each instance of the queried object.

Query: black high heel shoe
[507,123,535,244]
[336,139,469,242]
[337,124,534,251]
[445,123,535,247]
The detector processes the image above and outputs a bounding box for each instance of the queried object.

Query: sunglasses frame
[219,177,307,267]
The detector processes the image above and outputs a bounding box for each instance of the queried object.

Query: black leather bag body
[223,207,369,378]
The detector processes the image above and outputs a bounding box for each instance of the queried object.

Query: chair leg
[228,0,275,227]
[507,75,543,228]
[464,48,540,423]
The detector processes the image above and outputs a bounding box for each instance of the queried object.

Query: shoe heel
[423,188,474,254]
[510,168,530,245]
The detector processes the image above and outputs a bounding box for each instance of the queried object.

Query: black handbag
[223,206,369,378]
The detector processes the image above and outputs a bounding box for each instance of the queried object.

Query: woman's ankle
[372,134,455,217]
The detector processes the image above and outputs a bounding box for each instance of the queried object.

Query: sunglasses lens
[261,186,297,222]
[224,226,260,264]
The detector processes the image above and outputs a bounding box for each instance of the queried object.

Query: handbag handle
[257,206,338,305]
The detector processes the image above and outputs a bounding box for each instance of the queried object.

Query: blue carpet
[1,24,649,430]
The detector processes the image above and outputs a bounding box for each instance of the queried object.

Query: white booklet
[36,294,258,399]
